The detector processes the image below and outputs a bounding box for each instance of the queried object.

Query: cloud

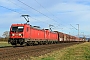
[0,0,90,37]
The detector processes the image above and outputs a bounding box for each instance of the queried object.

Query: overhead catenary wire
[8,0,62,29]
[34,0,55,16]
[8,0,69,30]
[7,0,51,25]
[70,24,77,30]
[0,1,50,26]
[7,0,27,12]
[1,0,70,32]
[0,5,51,27]
[17,0,71,31]
[34,0,69,28]
[17,0,62,26]
[0,5,22,14]
[17,0,52,19]
[17,0,70,31]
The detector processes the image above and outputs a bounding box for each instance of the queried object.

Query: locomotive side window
[11,26,24,32]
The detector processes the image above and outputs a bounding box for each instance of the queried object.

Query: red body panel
[30,27,45,40]
[45,30,58,41]
[49,32,58,40]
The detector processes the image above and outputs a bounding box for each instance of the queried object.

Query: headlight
[19,34,22,36]
[12,34,15,36]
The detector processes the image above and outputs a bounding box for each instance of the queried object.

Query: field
[31,42,90,60]
[0,42,11,47]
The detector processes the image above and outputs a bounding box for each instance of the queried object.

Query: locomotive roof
[12,24,28,26]
[11,24,57,33]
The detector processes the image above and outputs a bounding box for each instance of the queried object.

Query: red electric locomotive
[8,23,58,46]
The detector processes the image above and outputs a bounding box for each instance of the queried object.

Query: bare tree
[2,31,9,38]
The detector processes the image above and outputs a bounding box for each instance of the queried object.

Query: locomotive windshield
[11,26,24,32]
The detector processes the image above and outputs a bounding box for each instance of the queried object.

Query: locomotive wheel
[20,43,23,45]
[21,42,27,46]
[26,41,34,46]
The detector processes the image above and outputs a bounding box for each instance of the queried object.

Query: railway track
[0,42,84,60]
[0,46,12,48]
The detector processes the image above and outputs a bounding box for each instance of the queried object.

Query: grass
[30,42,90,60]
[0,41,11,47]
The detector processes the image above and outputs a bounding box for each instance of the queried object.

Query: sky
[0,0,90,37]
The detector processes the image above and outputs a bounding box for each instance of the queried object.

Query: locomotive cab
[8,24,30,45]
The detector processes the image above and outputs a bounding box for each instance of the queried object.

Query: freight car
[54,31,81,43]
